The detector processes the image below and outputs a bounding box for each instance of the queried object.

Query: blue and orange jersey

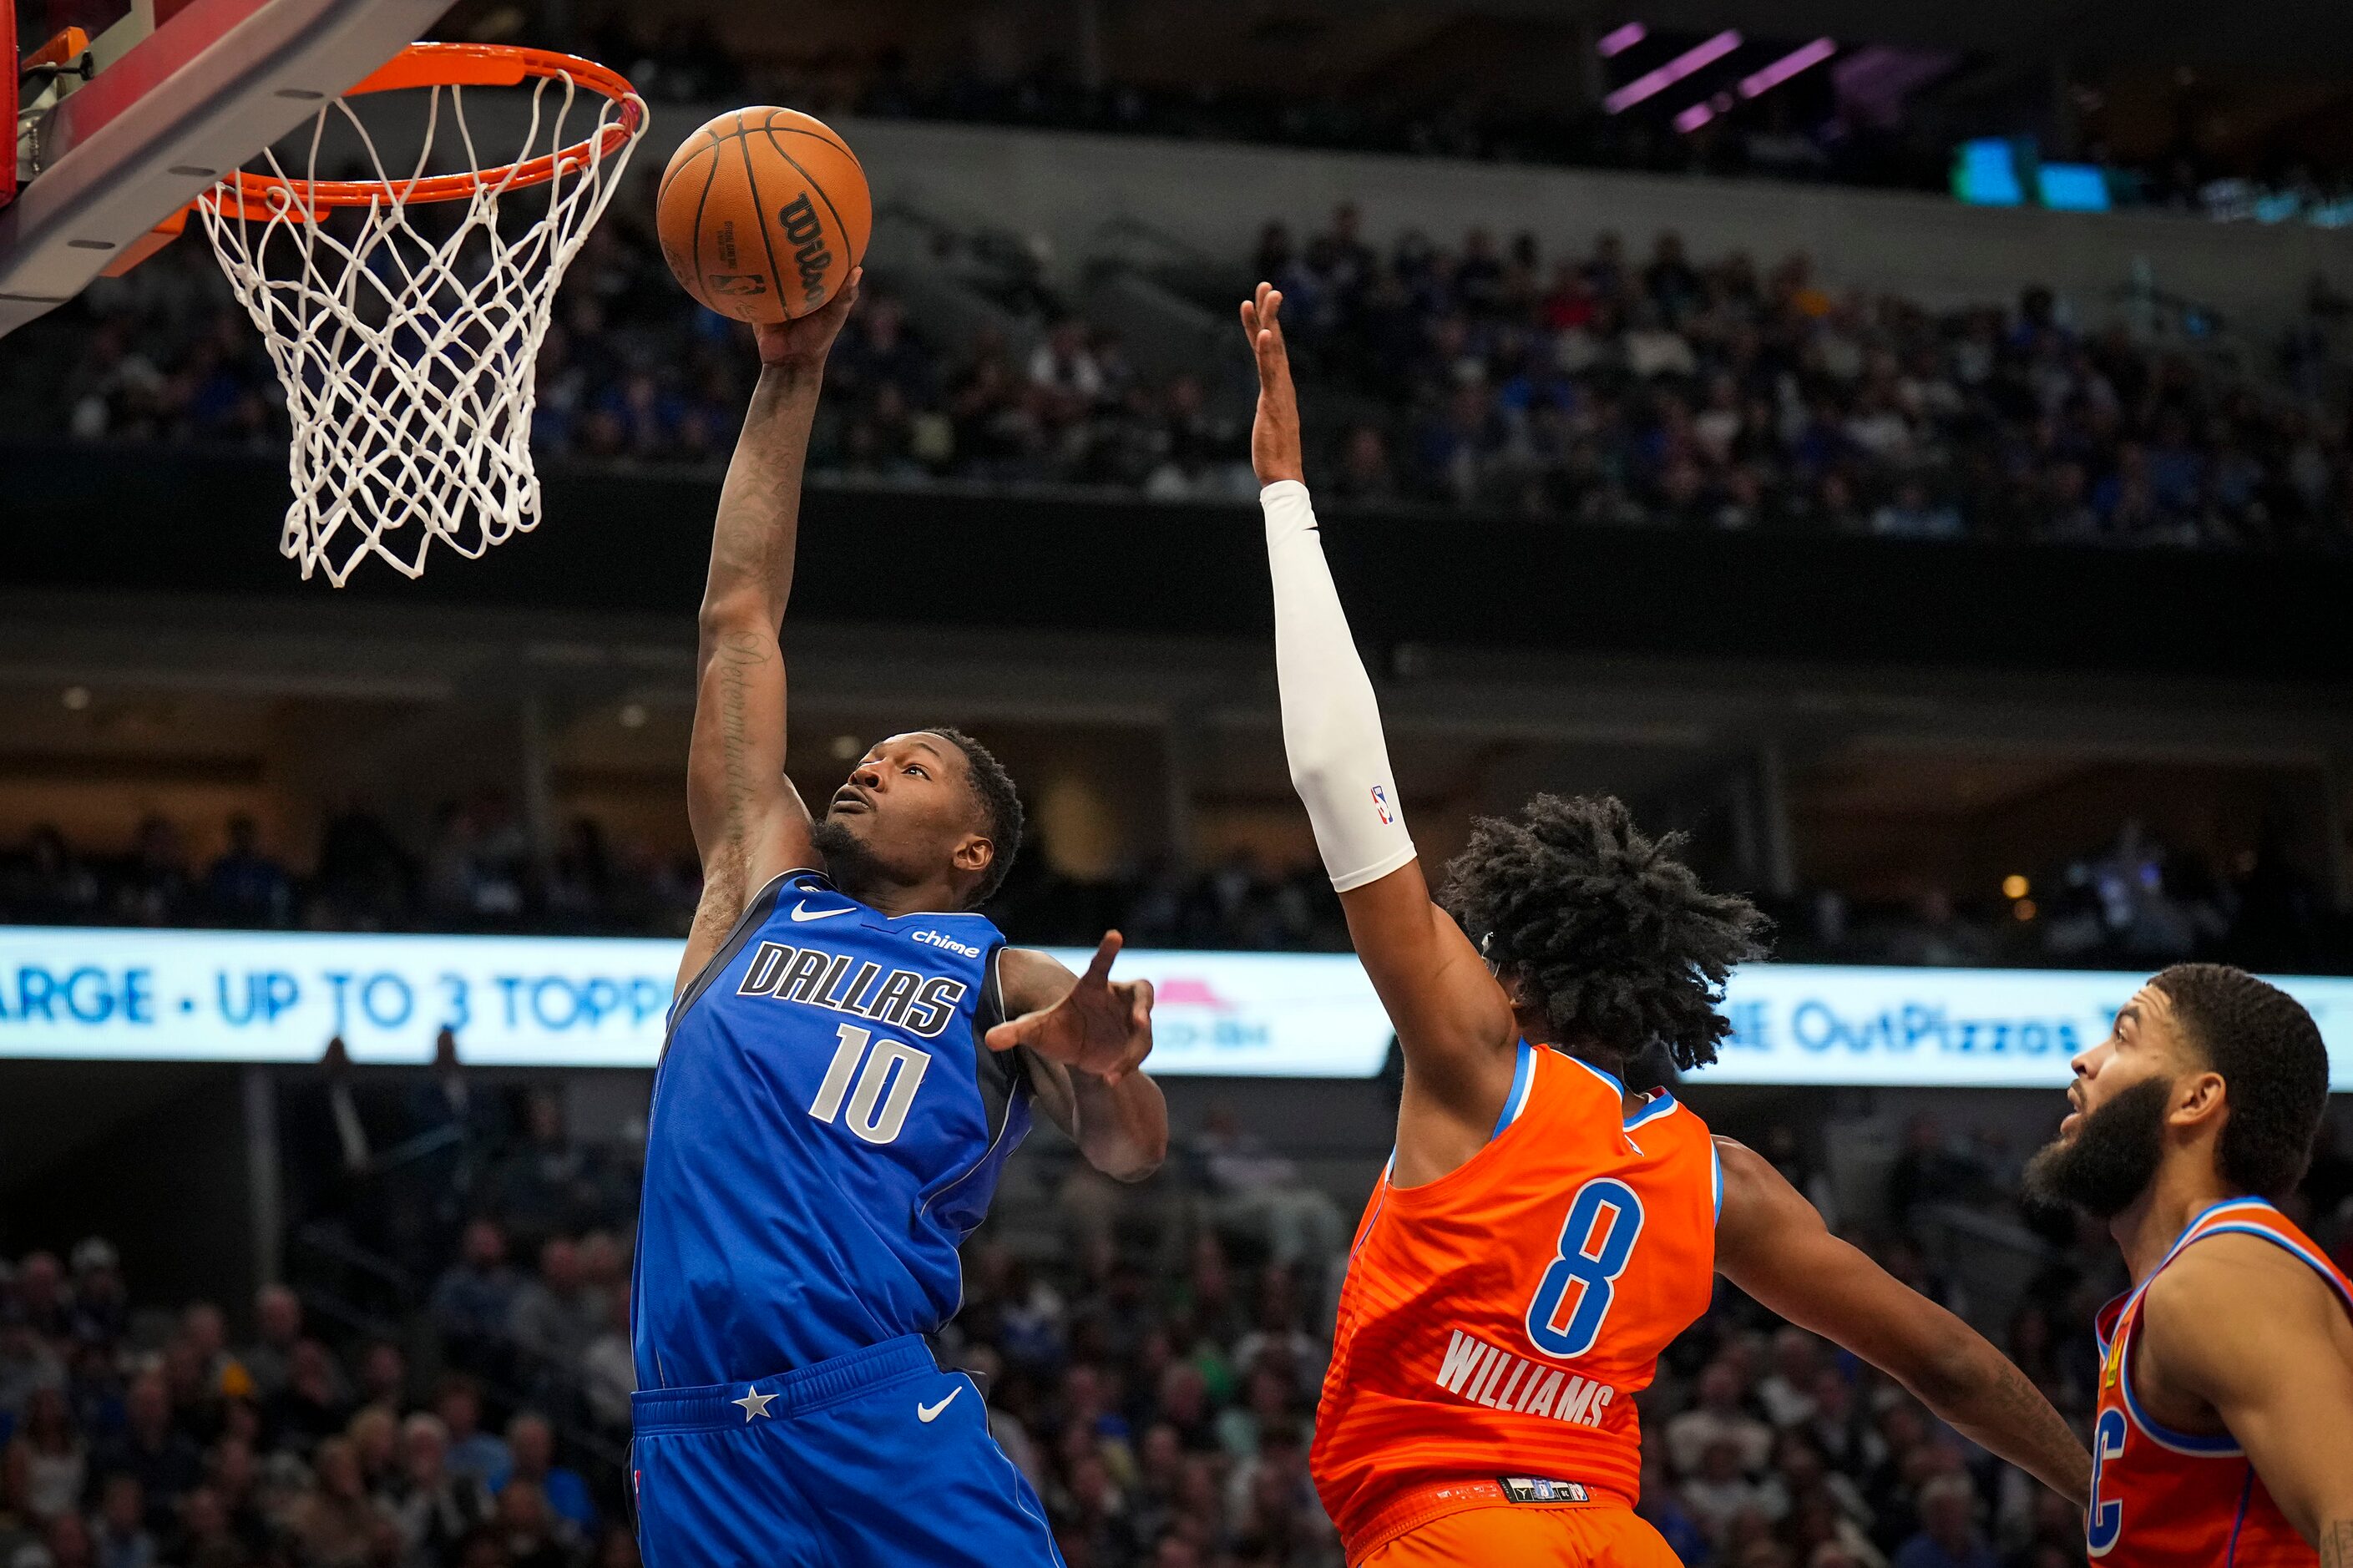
[2089,1197,2353,1568]
[1310,1042,1719,1560]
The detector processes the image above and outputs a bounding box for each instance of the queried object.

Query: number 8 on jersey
[1527,1179,1645,1359]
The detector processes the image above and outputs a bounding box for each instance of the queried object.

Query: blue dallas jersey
[632,868,1035,1389]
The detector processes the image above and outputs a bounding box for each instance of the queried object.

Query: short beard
[2022,1076,2172,1219]
[808,817,880,895]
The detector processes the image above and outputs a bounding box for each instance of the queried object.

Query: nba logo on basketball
[1371,786,1393,826]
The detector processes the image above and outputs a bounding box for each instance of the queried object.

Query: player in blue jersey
[630,271,1170,1568]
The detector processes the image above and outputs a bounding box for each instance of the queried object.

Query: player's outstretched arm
[1242,283,1518,1161]
[678,273,863,995]
[1713,1138,2091,1506]
[989,938,1167,1181]
[2133,1235,2353,1558]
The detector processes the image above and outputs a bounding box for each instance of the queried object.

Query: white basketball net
[197,70,645,585]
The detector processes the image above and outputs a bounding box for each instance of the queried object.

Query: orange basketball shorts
[1358,1502,1683,1568]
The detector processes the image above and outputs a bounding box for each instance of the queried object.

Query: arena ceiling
[549,0,2353,78]
[1336,0,2353,69]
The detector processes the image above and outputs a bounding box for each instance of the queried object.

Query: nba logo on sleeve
[1372,786,1394,826]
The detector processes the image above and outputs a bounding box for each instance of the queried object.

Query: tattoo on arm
[714,629,768,838]
[687,361,821,944]
[1987,1353,2053,1425]
[2322,1522,2353,1568]
[1924,1346,2082,1500]
[708,364,817,607]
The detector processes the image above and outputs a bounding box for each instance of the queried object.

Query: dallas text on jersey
[733,939,972,1039]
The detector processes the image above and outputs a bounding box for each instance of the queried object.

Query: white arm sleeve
[1262,479,1416,892]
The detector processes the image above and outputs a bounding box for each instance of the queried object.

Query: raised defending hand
[752,266,863,370]
[985,931,1156,1083]
[1241,281,1305,484]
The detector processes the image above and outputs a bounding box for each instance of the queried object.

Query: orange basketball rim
[203,42,645,220]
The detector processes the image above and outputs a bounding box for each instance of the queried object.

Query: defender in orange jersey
[1238,281,2092,1567]
[2023,965,2353,1568]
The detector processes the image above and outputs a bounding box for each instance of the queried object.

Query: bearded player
[1237,281,2088,1567]
[629,273,1167,1568]
[2024,964,2353,1568]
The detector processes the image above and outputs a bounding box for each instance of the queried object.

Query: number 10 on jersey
[810,1023,931,1146]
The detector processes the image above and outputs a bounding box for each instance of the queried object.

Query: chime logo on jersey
[913,928,984,959]
[733,939,969,1039]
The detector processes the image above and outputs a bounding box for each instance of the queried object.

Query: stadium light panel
[1596,22,1647,57]
[2037,163,2112,211]
[1952,138,2026,205]
[1605,30,1742,114]
[1738,38,1837,99]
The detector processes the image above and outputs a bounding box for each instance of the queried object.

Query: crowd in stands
[9,1053,2353,1568]
[8,180,2351,556]
[1002,817,2352,975]
[1,804,2345,974]
[1763,817,2347,976]
[0,1244,640,1568]
[0,810,701,940]
[0,220,1262,502]
[1258,210,2353,550]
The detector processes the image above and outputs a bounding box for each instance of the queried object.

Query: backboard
[3,0,451,337]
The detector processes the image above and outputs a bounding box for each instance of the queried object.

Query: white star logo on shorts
[732,1387,777,1421]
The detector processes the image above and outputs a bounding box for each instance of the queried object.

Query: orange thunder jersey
[2089,1198,2353,1568]
[1310,1042,1719,1558]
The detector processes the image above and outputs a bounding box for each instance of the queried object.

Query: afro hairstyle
[1439,793,1769,1075]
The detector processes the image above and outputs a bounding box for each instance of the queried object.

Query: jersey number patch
[809,1022,932,1146]
[1526,1178,1644,1359]
[2086,1407,2127,1557]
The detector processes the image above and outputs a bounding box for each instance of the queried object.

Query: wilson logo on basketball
[777,194,834,306]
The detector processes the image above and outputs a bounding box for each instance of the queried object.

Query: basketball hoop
[195,43,648,585]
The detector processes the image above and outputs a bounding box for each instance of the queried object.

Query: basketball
[655,108,872,323]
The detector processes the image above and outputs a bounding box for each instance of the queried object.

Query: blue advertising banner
[0,928,1394,1077]
[1708,965,2353,1090]
[1,927,2350,1085]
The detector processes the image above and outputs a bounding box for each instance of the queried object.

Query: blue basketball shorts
[630,1335,1064,1568]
